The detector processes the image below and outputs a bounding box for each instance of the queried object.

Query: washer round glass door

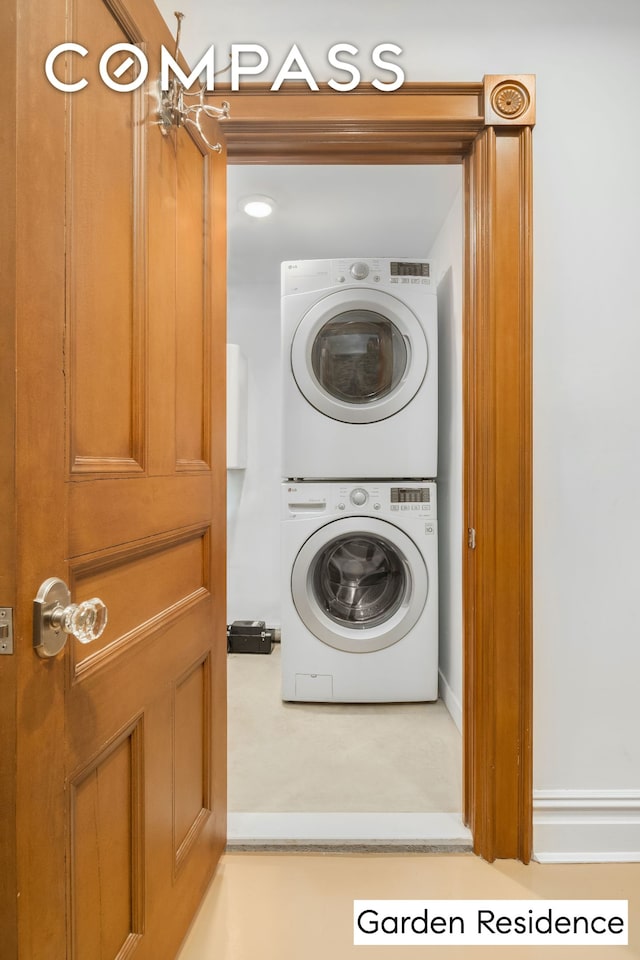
[291,517,428,653]
[290,289,428,423]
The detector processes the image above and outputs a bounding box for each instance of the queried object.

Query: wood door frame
[217,76,534,862]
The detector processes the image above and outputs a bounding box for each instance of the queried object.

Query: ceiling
[227,165,462,285]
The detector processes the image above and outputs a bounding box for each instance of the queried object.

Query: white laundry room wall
[158,0,640,861]
[226,282,281,626]
[428,188,464,733]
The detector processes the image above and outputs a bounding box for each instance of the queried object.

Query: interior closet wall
[427,187,464,731]
[227,281,281,626]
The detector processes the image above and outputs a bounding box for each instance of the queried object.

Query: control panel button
[350,261,370,281]
[374,503,381,510]
[350,487,368,506]
[338,502,346,510]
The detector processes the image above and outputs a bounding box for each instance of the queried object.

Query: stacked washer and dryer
[280,258,438,702]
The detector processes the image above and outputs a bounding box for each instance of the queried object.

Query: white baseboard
[438,669,462,733]
[228,812,472,844]
[533,790,640,863]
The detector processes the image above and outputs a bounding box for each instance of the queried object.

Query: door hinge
[0,608,14,655]
[467,527,476,550]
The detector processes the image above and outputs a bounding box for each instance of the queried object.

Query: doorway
[219,78,535,862]
[226,163,469,844]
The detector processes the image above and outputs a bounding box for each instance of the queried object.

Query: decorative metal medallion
[491,81,529,119]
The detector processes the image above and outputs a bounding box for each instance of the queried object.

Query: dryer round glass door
[291,517,428,653]
[311,310,408,405]
[291,289,429,423]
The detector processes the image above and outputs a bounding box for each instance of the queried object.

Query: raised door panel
[173,655,212,872]
[70,719,144,960]
[67,0,146,475]
[176,129,210,470]
[69,525,210,680]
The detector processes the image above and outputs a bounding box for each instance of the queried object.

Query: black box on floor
[227,620,273,654]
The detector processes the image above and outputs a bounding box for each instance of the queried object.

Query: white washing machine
[281,481,438,703]
[281,258,438,480]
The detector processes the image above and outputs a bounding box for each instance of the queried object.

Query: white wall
[227,282,282,626]
[428,190,464,732]
[164,0,640,859]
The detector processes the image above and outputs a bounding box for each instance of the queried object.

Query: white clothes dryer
[281,481,438,703]
[281,258,438,480]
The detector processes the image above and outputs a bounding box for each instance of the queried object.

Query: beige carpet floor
[227,646,463,813]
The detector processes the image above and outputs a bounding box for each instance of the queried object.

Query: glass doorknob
[50,597,108,644]
[33,577,109,659]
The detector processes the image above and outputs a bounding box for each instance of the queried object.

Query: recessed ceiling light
[241,195,275,219]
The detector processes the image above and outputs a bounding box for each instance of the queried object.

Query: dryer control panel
[281,258,434,295]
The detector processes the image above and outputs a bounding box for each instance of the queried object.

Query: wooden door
[3,0,227,956]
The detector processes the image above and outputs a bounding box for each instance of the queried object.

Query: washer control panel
[283,482,436,519]
[334,482,435,518]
